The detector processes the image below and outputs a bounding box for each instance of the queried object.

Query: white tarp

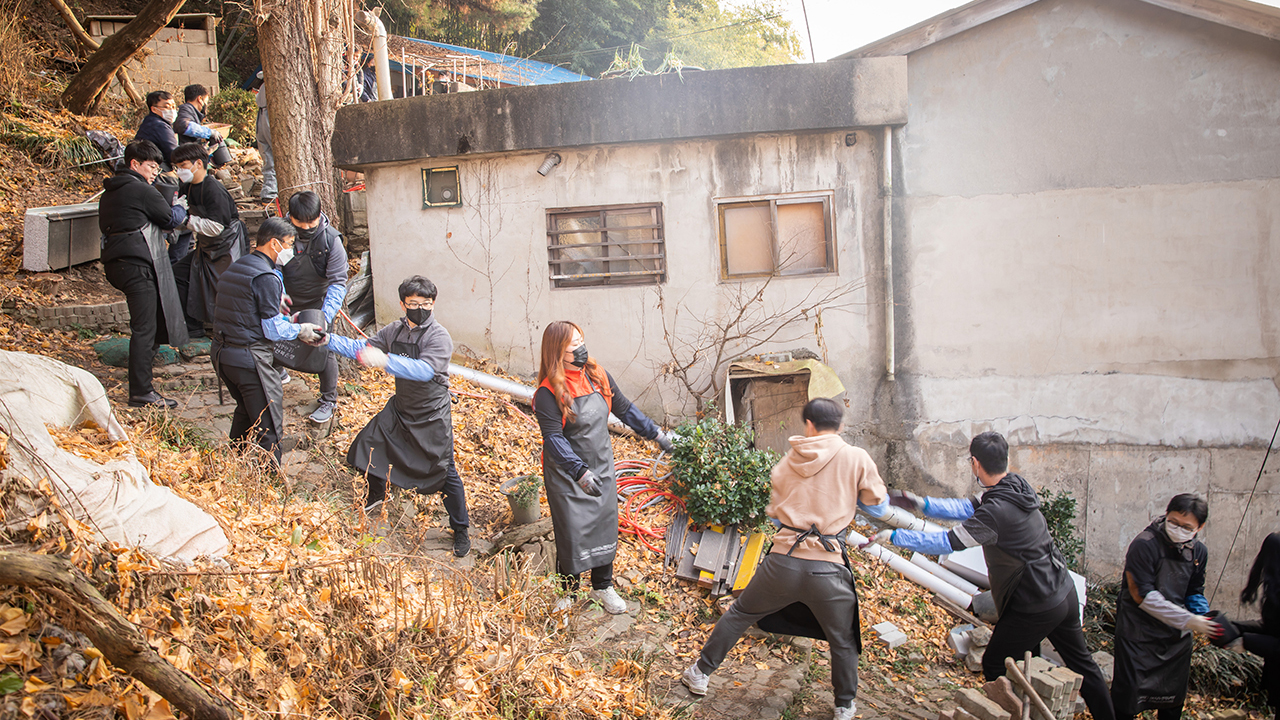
[0,350,227,561]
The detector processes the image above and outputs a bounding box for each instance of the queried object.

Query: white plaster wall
[891,0,1280,610]
[363,132,885,423]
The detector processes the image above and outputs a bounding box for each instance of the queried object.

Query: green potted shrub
[668,415,778,527]
[499,474,542,525]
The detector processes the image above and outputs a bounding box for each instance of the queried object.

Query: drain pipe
[859,503,947,535]
[882,125,895,381]
[846,529,972,609]
[910,552,981,596]
[355,10,393,101]
[448,363,631,435]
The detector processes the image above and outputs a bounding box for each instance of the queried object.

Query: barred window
[546,204,666,288]
[717,194,835,279]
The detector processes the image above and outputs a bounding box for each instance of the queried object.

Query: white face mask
[1165,521,1197,544]
[175,168,194,183]
[162,108,178,123]
[274,248,295,267]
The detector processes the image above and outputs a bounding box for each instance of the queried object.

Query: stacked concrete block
[954,687,1011,720]
[871,621,909,649]
[87,14,220,98]
[33,302,130,332]
[1024,657,1082,720]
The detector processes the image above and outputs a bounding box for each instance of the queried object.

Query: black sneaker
[452,528,471,558]
[128,392,177,409]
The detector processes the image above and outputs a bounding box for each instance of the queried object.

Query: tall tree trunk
[60,0,187,114]
[45,0,144,108]
[257,0,346,220]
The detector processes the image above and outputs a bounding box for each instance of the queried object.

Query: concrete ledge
[332,57,908,168]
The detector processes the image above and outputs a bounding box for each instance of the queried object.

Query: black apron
[210,340,285,442]
[280,239,328,311]
[755,524,863,653]
[346,326,453,493]
[543,384,617,576]
[187,219,246,324]
[1112,540,1197,713]
[141,223,189,348]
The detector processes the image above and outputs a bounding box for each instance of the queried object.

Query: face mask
[175,168,194,183]
[293,224,316,241]
[406,307,431,326]
[162,108,177,123]
[1165,521,1197,545]
[571,345,589,368]
[274,247,294,267]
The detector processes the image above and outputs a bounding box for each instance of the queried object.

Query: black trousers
[558,562,614,593]
[364,459,469,530]
[218,362,281,466]
[170,242,203,336]
[984,586,1115,720]
[1237,620,1280,711]
[104,259,166,398]
[284,305,338,404]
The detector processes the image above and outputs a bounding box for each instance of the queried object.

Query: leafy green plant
[1037,487,1084,571]
[668,414,777,527]
[505,473,541,507]
[206,87,257,146]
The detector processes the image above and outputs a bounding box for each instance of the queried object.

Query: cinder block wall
[88,15,220,99]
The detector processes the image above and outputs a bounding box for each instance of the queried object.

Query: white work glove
[1185,615,1224,638]
[173,195,189,209]
[357,346,388,370]
[888,489,925,513]
[296,322,322,344]
[575,469,603,497]
[655,430,675,453]
[859,529,894,550]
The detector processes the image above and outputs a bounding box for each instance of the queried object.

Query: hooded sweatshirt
[947,473,1072,615]
[767,433,887,563]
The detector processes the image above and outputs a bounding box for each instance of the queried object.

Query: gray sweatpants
[696,552,860,708]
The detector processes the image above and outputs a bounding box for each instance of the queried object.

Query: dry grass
[0,0,34,102]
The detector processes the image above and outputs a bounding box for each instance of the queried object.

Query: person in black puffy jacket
[1238,533,1280,714]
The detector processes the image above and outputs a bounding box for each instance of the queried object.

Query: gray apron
[187,219,246,323]
[544,386,617,576]
[346,326,453,493]
[210,340,284,443]
[1112,541,1197,713]
[141,223,189,348]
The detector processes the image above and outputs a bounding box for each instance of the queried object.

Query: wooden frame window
[717,193,835,279]
[422,167,461,207]
[546,203,666,288]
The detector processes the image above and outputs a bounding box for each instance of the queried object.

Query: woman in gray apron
[1111,494,1222,720]
[533,321,673,615]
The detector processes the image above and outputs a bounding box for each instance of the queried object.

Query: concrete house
[331,0,1280,610]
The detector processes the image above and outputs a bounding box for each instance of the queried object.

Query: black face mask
[293,225,316,242]
[571,345,589,367]
[406,307,431,326]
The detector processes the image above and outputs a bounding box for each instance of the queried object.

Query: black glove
[887,489,924,513]
[575,469,602,497]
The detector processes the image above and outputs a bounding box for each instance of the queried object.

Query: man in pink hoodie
[681,398,889,720]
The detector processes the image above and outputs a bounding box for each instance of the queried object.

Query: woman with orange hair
[534,321,673,614]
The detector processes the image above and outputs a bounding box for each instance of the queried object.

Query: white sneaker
[587,587,627,615]
[681,664,709,696]
[280,369,291,384]
[833,702,857,720]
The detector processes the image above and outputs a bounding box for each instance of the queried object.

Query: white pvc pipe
[447,362,632,435]
[910,552,980,596]
[846,529,974,609]
[355,11,393,101]
[864,504,948,534]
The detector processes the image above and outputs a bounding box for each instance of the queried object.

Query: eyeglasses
[1167,517,1199,532]
[404,301,434,310]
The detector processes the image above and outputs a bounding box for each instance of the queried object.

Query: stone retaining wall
[26,302,130,332]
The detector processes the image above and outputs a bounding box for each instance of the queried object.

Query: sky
[736,0,1280,62]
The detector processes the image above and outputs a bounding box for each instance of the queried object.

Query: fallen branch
[45,0,144,107]
[931,592,989,628]
[0,550,232,720]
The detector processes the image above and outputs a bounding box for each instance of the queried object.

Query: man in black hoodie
[869,431,1115,720]
[99,140,189,408]
[279,191,347,424]
[172,84,229,168]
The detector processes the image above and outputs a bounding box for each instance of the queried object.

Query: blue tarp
[397,38,590,85]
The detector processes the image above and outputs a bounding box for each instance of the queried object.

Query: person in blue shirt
[211,218,319,468]
[302,275,471,557]
[867,431,1116,720]
[172,84,230,167]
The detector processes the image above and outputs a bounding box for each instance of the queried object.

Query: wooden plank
[675,530,703,581]
[931,592,989,628]
[711,526,739,597]
[693,525,727,572]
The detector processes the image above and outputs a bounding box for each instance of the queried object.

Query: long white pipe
[862,504,948,534]
[447,362,631,435]
[355,11,393,101]
[910,552,980,596]
[846,529,973,609]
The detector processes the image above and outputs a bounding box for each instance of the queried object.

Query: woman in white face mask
[1111,493,1222,720]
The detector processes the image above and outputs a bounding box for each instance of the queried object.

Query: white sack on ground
[0,350,227,561]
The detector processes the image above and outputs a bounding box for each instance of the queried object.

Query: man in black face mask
[278,191,348,424]
[302,275,471,557]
